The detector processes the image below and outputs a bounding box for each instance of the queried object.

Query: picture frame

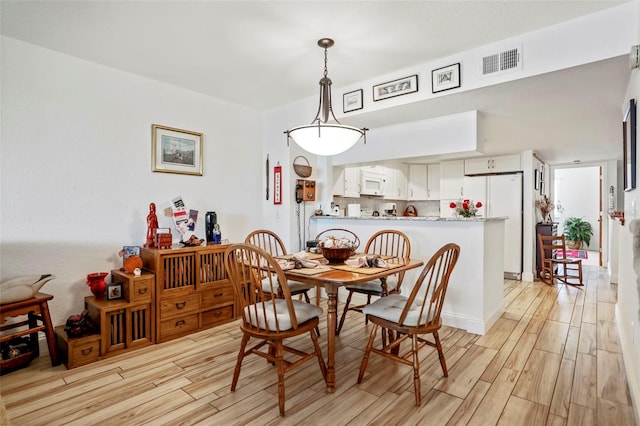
[152,124,203,176]
[534,169,540,190]
[624,98,637,192]
[373,75,418,101]
[432,63,461,93]
[343,89,363,113]
[106,283,123,300]
[539,164,545,195]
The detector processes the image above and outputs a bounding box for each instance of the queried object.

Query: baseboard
[441,305,503,336]
[615,304,640,425]
[522,271,535,282]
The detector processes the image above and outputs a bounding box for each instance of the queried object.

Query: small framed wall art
[373,75,418,101]
[152,124,203,176]
[106,283,123,300]
[343,89,363,113]
[432,63,461,93]
[624,98,637,192]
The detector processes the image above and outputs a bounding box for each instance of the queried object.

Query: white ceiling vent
[481,45,522,77]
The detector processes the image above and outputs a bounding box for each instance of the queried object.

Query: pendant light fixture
[285,38,367,156]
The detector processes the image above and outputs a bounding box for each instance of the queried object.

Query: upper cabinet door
[464,154,521,175]
[440,160,465,199]
[427,163,441,200]
[408,164,428,200]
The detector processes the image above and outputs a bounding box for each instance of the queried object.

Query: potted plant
[563,217,593,249]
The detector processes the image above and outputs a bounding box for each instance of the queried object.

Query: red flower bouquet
[450,199,483,217]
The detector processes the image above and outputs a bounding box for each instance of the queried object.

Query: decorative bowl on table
[318,235,357,264]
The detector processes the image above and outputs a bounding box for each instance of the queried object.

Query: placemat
[329,262,402,275]
[285,266,332,275]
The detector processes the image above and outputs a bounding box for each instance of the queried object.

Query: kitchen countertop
[312,215,507,222]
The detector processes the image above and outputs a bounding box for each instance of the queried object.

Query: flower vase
[86,272,108,299]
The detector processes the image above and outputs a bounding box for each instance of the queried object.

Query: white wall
[0,37,263,326]
[618,58,640,423]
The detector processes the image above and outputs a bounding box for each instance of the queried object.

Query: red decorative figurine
[144,202,159,248]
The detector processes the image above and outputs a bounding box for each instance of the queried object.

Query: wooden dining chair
[357,243,460,406]
[245,229,316,303]
[538,233,584,286]
[335,230,411,335]
[224,243,327,417]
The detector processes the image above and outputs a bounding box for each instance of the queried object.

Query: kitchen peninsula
[310,216,507,335]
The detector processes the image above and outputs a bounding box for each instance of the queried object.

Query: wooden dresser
[140,244,235,343]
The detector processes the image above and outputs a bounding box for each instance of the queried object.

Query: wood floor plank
[596,320,621,353]
[567,402,596,425]
[549,358,575,418]
[476,317,518,349]
[534,320,569,354]
[596,349,632,405]
[577,322,597,356]
[497,395,549,425]
[596,397,637,426]
[571,353,597,409]
[512,349,562,406]
[562,326,580,361]
[401,389,463,425]
[503,332,538,372]
[468,368,519,426]
[445,380,491,426]
[433,345,498,399]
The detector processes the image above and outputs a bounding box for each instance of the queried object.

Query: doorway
[552,166,601,266]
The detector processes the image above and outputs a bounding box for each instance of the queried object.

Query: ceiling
[1,1,632,165]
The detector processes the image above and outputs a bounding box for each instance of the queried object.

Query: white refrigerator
[464,173,523,279]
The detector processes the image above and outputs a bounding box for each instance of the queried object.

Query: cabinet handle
[81,347,94,356]
[410,189,413,197]
[488,159,491,169]
[214,311,221,317]
[138,288,148,294]
[175,302,186,309]
[175,319,186,326]
[214,292,224,297]
[460,187,464,196]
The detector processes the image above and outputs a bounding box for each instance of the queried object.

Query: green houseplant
[563,217,593,249]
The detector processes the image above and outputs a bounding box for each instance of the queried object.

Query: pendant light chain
[324,45,329,79]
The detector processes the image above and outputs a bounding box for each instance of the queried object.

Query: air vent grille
[481,46,522,76]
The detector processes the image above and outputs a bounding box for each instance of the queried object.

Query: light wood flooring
[0,265,637,425]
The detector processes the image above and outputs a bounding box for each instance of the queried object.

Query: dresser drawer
[129,278,153,303]
[202,305,234,327]
[201,283,234,308]
[159,314,199,340]
[55,325,101,369]
[160,294,200,318]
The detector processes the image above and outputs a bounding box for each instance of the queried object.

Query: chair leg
[434,330,448,377]
[303,291,311,304]
[358,323,379,383]
[231,333,249,391]
[412,333,421,406]
[310,328,327,382]
[336,290,354,335]
[365,294,372,325]
[275,340,286,417]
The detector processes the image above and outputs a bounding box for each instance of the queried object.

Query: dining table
[281,254,424,393]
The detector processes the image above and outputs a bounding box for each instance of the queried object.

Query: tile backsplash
[333,197,440,217]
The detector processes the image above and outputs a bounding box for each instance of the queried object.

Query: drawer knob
[214,311,221,317]
[81,347,94,356]
[138,288,148,294]
[175,319,186,326]
[176,302,186,309]
[214,292,223,297]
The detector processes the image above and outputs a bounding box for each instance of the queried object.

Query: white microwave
[360,171,385,196]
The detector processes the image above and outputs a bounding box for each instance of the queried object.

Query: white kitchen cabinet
[408,164,428,200]
[360,164,385,175]
[383,161,408,200]
[427,163,441,200]
[464,154,521,175]
[440,160,465,199]
[332,166,360,198]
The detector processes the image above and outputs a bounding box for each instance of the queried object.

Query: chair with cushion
[357,243,460,406]
[335,229,410,335]
[538,233,584,286]
[245,230,316,303]
[224,243,327,416]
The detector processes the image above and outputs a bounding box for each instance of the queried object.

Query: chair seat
[244,299,322,331]
[345,276,398,294]
[261,276,314,294]
[363,294,433,327]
